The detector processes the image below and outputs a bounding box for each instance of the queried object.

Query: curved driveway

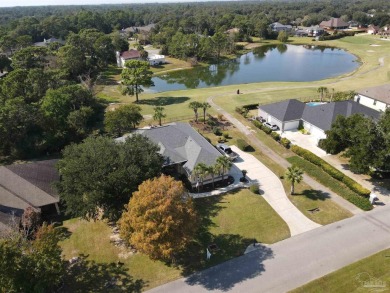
[231,146,321,236]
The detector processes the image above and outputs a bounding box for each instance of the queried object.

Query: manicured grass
[199,189,290,245]
[60,218,182,290]
[287,156,370,211]
[290,248,390,293]
[60,189,288,290]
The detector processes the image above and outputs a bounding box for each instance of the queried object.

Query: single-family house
[116,49,141,67]
[258,99,306,132]
[116,122,224,188]
[0,160,60,232]
[259,99,381,142]
[34,37,65,47]
[319,18,349,30]
[270,22,292,32]
[354,84,390,112]
[306,26,325,37]
[148,54,165,66]
[367,25,380,34]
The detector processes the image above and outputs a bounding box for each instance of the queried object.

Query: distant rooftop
[357,84,390,105]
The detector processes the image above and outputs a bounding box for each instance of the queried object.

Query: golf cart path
[231,146,321,236]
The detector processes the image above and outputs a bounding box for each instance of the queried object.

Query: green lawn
[290,248,390,293]
[59,189,289,291]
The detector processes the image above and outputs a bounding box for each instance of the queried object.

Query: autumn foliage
[119,175,198,262]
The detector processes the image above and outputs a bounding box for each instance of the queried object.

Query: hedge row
[252,120,290,148]
[288,156,372,211]
[291,145,370,197]
[242,103,259,111]
[319,31,355,41]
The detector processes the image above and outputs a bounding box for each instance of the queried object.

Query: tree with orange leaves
[119,175,197,262]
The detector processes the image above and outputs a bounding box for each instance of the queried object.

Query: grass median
[287,156,371,211]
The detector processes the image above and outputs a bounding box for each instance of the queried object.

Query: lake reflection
[148,44,359,93]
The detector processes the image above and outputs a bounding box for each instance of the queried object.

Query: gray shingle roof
[302,100,381,131]
[357,84,390,105]
[123,123,222,176]
[259,99,306,121]
[0,160,59,211]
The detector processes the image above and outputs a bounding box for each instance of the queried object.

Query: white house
[367,25,380,34]
[270,22,292,32]
[116,50,141,67]
[259,99,381,143]
[148,54,165,66]
[354,84,390,112]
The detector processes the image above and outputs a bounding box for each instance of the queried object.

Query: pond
[147,44,359,93]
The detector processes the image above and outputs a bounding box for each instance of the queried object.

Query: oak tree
[119,175,198,262]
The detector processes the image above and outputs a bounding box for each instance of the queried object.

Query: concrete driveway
[282,130,328,158]
[230,146,321,236]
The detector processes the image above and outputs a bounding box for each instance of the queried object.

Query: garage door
[284,120,300,131]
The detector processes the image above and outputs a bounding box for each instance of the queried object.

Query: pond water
[147,44,359,93]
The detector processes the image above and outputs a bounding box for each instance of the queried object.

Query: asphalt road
[147,205,390,293]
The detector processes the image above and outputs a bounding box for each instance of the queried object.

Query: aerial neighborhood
[0,0,390,292]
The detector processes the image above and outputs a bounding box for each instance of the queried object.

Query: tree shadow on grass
[299,189,330,201]
[175,191,274,291]
[137,96,190,106]
[184,243,273,291]
[60,254,145,293]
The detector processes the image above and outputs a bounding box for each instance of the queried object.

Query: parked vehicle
[263,122,279,131]
[216,144,239,161]
[257,116,266,122]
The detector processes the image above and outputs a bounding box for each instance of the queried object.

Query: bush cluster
[280,137,291,149]
[319,31,355,41]
[291,145,371,197]
[213,127,222,136]
[249,184,260,194]
[237,139,250,151]
[270,132,281,141]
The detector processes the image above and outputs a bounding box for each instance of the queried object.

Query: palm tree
[285,165,304,195]
[208,163,221,189]
[201,102,211,123]
[317,86,329,102]
[216,156,232,181]
[193,163,209,191]
[188,101,202,123]
[153,106,166,126]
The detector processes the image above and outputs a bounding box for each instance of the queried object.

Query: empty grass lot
[290,248,390,293]
[60,189,289,291]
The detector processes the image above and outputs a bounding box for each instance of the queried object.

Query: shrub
[270,131,281,141]
[252,120,262,129]
[237,139,250,151]
[207,119,216,127]
[213,127,222,136]
[222,132,229,139]
[235,106,244,114]
[242,103,259,111]
[291,145,371,198]
[250,184,260,194]
[262,126,272,134]
[217,114,224,121]
[280,137,291,149]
